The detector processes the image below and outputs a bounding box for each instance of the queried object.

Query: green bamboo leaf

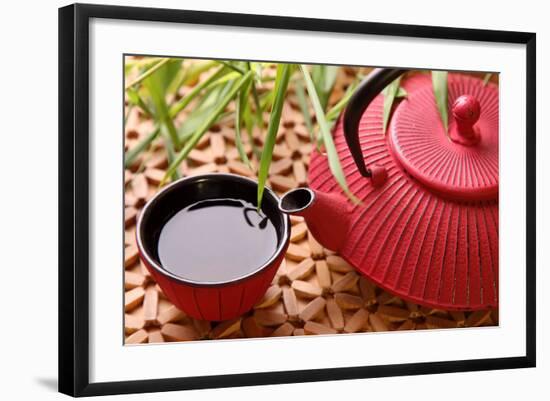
[141,60,182,150]
[243,104,254,142]
[124,63,134,76]
[143,80,180,150]
[483,73,493,86]
[168,60,218,95]
[154,59,184,94]
[162,71,254,185]
[244,62,262,159]
[196,79,236,110]
[125,58,170,90]
[295,80,314,143]
[125,57,165,73]
[178,108,215,141]
[250,80,263,127]
[322,66,339,93]
[257,64,292,208]
[300,65,359,204]
[325,80,359,122]
[242,98,261,159]
[124,104,133,126]
[396,87,408,98]
[209,71,243,87]
[235,86,252,168]
[250,62,263,85]
[311,65,339,111]
[259,90,275,112]
[382,77,402,134]
[216,60,246,75]
[161,130,181,181]
[432,71,449,132]
[177,80,237,142]
[126,87,153,117]
[168,65,228,117]
[166,66,186,96]
[124,126,161,168]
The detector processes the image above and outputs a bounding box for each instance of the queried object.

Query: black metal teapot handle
[343,68,408,178]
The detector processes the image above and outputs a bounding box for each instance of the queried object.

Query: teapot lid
[388,74,499,201]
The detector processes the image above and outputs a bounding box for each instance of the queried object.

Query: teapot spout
[278,188,350,252]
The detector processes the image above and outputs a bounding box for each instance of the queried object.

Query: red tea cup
[136,173,290,321]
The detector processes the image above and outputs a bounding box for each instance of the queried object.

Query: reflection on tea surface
[157,199,278,283]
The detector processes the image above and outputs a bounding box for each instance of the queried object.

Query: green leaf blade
[141,60,182,150]
[295,80,314,143]
[161,128,181,181]
[235,86,252,169]
[257,64,292,208]
[126,87,153,118]
[125,58,170,90]
[161,71,254,185]
[124,126,160,168]
[382,77,402,134]
[311,65,339,111]
[326,80,359,122]
[300,65,359,204]
[396,87,408,98]
[431,71,449,132]
[168,65,228,118]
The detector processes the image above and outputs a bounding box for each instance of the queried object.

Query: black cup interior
[138,173,289,283]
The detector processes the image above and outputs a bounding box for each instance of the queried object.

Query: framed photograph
[58,3,536,397]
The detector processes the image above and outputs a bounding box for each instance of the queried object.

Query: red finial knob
[449,95,481,146]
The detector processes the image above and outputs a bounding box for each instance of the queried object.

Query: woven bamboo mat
[123,64,497,344]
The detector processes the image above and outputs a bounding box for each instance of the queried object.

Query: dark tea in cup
[157,198,278,283]
[136,173,290,321]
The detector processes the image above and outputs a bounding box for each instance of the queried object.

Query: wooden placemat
[123,64,497,344]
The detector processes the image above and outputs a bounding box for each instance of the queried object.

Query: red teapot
[280,68,499,311]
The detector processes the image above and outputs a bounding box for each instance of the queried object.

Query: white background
[0,0,547,399]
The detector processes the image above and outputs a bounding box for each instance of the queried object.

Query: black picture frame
[58,3,536,397]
